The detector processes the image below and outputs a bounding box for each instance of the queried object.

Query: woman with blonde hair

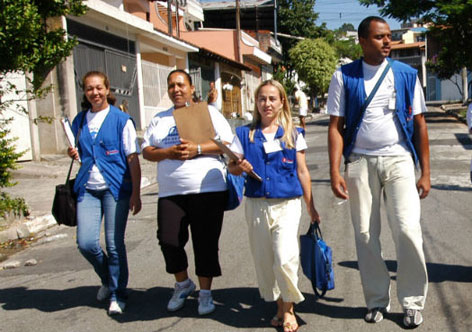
[229,79,320,332]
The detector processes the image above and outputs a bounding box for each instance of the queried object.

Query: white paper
[61,118,81,163]
[61,118,76,147]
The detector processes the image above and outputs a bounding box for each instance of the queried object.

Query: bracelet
[197,144,202,155]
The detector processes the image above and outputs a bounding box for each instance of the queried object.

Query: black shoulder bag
[52,113,86,226]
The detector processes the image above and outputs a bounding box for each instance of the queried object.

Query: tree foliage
[0,0,87,90]
[329,25,362,61]
[333,39,363,61]
[338,23,356,34]
[0,119,22,189]
[288,38,338,96]
[0,0,86,218]
[275,0,329,91]
[359,0,472,79]
[278,0,328,64]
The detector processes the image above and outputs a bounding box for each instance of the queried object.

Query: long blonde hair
[249,79,296,148]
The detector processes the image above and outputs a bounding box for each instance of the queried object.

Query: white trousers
[345,154,428,310]
[245,197,305,304]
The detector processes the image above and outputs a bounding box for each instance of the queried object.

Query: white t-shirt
[327,59,427,156]
[230,129,307,156]
[295,90,308,116]
[85,107,139,190]
[141,105,234,197]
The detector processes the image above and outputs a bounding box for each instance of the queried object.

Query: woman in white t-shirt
[142,70,233,316]
[68,71,142,316]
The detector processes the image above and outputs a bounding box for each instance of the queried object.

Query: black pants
[157,191,226,277]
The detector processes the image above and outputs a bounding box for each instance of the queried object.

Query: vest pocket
[100,140,121,162]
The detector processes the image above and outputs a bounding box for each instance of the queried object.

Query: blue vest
[341,58,418,163]
[236,125,303,198]
[72,106,133,201]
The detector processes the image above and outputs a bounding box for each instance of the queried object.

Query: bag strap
[306,222,323,240]
[314,222,323,240]
[362,59,392,113]
[65,111,86,184]
[351,60,392,136]
[307,222,328,298]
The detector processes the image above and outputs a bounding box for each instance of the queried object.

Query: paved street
[1,108,471,332]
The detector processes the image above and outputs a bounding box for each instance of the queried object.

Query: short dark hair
[358,16,388,39]
[167,69,192,85]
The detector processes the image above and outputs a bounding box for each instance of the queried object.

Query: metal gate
[73,43,140,128]
[189,67,202,101]
[141,60,174,125]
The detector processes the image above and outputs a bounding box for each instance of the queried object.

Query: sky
[199,0,403,32]
[315,0,402,31]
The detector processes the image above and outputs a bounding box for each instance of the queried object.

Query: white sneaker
[97,285,111,302]
[365,307,389,323]
[108,300,125,315]
[167,280,196,312]
[403,309,423,328]
[198,294,215,315]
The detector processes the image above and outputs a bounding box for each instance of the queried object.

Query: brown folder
[173,102,215,144]
[210,138,263,182]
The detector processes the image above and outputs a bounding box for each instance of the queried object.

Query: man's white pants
[245,197,305,304]
[345,154,428,310]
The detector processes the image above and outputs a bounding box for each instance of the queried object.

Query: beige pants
[346,154,428,310]
[245,197,305,304]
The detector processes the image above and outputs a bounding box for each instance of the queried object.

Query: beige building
[5,0,273,160]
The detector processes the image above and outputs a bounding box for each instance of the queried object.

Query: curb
[0,214,57,244]
[0,177,155,246]
[444,109,467,125]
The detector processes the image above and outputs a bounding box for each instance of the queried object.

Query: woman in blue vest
[68,71,142,315]
[228,80,320,332]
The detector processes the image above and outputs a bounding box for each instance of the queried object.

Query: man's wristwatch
[197,144,202,155]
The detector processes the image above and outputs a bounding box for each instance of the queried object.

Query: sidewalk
[0,154,157,246]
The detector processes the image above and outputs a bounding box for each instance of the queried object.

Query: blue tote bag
[225,172,245,211]
[300,223,335,297]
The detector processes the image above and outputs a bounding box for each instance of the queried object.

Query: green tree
[0,0,86,219]
[333,39,362,60]
[0,0,87,89]
[278,0,325,46]
[340,23,355,32]
[359,0,472,80]
[289,38,337,100]
[276,0,328,91]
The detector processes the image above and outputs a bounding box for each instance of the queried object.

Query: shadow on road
[0,284,414,328]
[337,260,472,283]
[432,184,472,192]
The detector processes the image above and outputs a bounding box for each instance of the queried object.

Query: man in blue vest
[327,16,430,328]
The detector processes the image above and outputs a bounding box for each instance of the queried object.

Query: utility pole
[167,0,172,35]
[273,0,278,44]
[235,0,241,62]
[462,66,468,104]
[176,0,180,38]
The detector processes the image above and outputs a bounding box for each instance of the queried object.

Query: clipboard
[61,117,81,163]
[173,102,215,144]
[61,118,76,148]
[211,138,262,182]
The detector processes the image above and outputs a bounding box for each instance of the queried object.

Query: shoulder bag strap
[65,111,87,184]
[356,60,392,122]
